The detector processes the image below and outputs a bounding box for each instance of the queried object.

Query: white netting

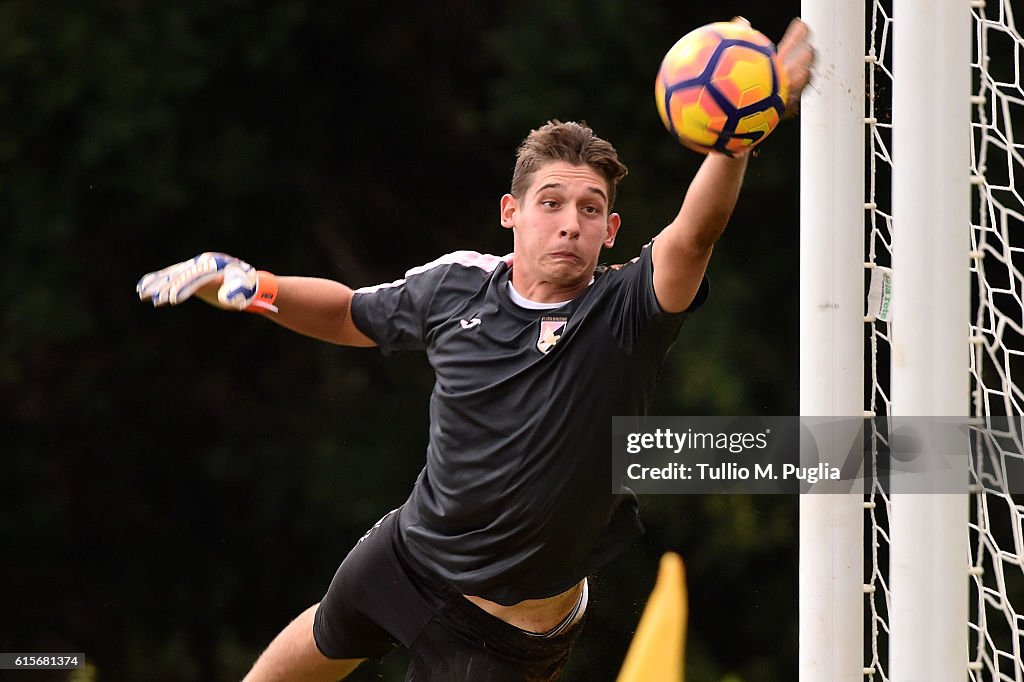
[865,1,894,679]
[968,1,1024,680]
[865,0,1024,680]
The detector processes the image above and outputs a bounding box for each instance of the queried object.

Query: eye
[541,199,559,209]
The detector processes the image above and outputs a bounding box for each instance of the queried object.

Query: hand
[136,252,273,311]
[777,18,816,117]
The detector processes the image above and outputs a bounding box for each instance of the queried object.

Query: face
[500,161,621,301]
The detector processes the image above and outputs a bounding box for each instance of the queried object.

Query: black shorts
[312,508,586,682]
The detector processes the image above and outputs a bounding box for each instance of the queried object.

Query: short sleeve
[349,251,506,354]
[595,243,710,354]
[351,268,444,354]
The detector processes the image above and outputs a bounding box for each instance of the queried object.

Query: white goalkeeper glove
[136,252,279,312]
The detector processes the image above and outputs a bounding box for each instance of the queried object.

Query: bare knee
[244,603,366,682]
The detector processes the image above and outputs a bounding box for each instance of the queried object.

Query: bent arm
[199,276,375,347]
[651,153,748,313]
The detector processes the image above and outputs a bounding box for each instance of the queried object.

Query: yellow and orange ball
[656,22,789,156]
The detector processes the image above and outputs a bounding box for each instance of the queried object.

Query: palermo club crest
[537,316,568,354]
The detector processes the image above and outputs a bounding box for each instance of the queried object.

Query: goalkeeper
[137,21,812,682]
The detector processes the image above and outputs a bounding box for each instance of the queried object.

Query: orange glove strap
[246,270,279,313]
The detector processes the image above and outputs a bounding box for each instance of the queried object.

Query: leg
[244,603,366,682]
[245,510,409,681]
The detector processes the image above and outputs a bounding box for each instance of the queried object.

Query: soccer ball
[655,22,789,156]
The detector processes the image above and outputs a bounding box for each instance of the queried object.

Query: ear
[500,194,517,229]
[604,212,622,248]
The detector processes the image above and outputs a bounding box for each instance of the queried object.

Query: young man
[137,20,812,681]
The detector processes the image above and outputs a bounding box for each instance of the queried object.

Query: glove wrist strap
[246,271,280,313]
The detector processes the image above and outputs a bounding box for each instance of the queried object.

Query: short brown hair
[510,120,629,208]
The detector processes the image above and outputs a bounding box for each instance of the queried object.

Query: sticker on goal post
[866,266,894,322]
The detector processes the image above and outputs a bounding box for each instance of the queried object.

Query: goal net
[804,0,1024,679]
[966,0,1024,678]
[867,0,1024,680]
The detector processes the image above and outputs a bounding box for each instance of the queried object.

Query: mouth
[548,251,582,263]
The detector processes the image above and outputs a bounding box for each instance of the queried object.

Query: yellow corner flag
[616,552,688,682]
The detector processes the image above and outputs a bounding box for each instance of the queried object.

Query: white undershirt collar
[506,278,595,310]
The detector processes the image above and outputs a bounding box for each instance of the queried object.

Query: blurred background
[1,2,801,680]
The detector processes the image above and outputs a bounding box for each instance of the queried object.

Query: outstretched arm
[201,276,375,347]
[137,253,375,347]
[650,18,814,314]
[651,153,748,313]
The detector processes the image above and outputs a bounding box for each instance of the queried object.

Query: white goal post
[799,0,1024,679]
[798,0,866,679]
[887,1,971,681]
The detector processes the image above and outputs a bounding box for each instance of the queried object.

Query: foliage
[1,2,800,679]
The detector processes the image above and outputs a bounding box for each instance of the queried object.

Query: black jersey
[350,243,707,605]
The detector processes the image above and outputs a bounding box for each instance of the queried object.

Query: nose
[559,216,582,240]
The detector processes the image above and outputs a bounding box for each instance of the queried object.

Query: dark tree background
[2,2,801,680]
